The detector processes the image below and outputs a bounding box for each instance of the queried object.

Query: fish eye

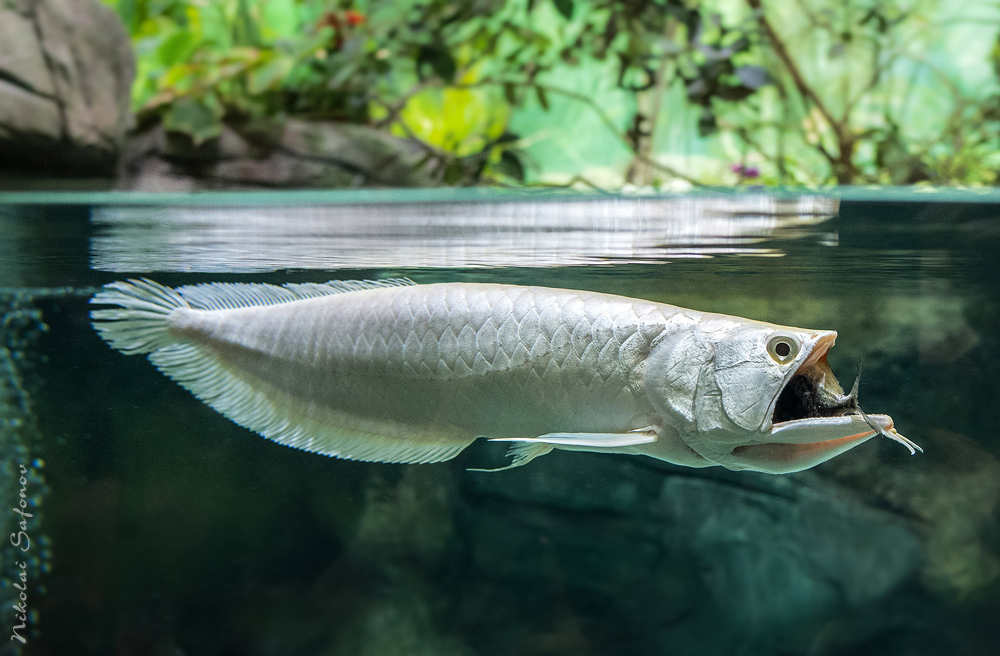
[767,334,800,363]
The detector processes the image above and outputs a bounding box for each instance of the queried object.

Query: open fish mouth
[772,334,857,425]
[725,334,921,474]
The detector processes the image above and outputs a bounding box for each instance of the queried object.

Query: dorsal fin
[175,278,416,311]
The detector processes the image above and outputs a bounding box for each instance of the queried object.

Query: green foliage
[711,0,1000,185]
[103,0,1000,186]
[107,0,370,141]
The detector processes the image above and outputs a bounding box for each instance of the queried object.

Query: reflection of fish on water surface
[91,279,920,475]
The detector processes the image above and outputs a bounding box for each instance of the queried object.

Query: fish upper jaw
[799,331,838,370]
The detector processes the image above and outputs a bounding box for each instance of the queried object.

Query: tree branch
[627,21,678,185]
[745,0,841,138]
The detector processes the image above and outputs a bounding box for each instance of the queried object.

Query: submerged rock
[456,452,922,654]
[826,428,1000,600]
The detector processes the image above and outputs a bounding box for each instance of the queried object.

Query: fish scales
[175,284,666,436]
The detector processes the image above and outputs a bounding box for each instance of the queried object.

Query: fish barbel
[91,279,919,474]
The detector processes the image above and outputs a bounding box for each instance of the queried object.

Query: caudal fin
[91,279,189,354]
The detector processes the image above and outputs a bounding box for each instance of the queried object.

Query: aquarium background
[1,191,999,655]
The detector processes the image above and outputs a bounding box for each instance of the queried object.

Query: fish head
[644,315,908,474]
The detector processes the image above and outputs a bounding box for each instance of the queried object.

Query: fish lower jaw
[768,413,894,437]
[766,413,920,455]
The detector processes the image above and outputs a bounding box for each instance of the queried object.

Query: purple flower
[731,164,760,179]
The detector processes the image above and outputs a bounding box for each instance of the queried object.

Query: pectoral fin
[468,431,657,473]
[490,431,657,448]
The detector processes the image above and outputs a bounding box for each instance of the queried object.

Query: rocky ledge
[0,0,134,182]
[118,120,439,191]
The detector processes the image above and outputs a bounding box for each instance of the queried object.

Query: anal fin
[467,441,555,473]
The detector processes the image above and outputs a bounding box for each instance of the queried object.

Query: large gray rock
[120,120,441,190]
[0,0,134,178]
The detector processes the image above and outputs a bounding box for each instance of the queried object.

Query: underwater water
[1,189,998,656]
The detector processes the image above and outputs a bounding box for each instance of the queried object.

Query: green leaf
[697,110,717,137]
[248,55,295,95]
[261,0,299,38]
[503,82,517,105]
[495,149,526,180]
[157,30,198,67]
[735,66,770,89]
[553,0,574,20]
[535,85,550,111]
[443,159,465,185]
[163,96,223,145]
[417,46,457,82]
[327,62,359,90]
[118,0,138,34]
[234,0,262,47]
[716,84,754,102]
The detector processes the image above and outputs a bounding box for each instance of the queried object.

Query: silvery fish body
[92,280,919,474]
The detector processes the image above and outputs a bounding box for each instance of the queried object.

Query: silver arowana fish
[91,279,920,474]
